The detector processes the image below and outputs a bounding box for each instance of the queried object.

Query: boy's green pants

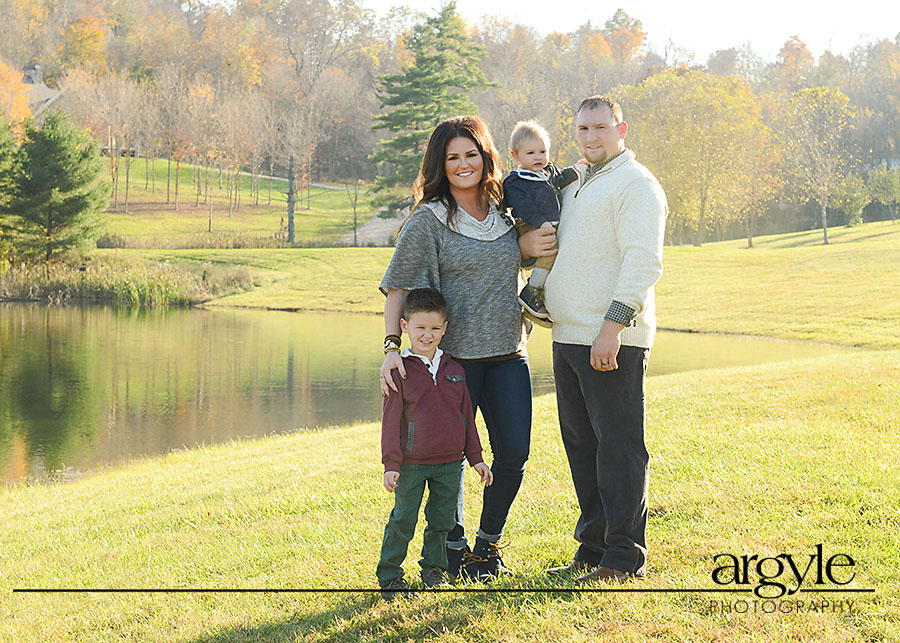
[376,460,462,587]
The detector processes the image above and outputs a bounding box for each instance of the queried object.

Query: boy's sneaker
[470,538,513,581]
[420,566,450,588]
[519,285,552,328]
[380,576,417,601]
[446,545,470,580]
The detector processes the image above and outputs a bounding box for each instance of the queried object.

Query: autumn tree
[370,1,493,215]
[0,60,31,127]
[731,124,780,247]
[265,0,372,226]
[618,70,767,245]
[833,173,870,226]
[847,39,900,167]
[154,65,194,209]
[869,164,900,223]
[779,86,854,244]
[769,36,814,92]
[471,17,550,159]
[59,15,108,75]
[0,111,109,261]
[603,9,645,64]
[706,48,738,76]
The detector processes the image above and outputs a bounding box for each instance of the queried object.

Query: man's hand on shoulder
[591,321,624,371]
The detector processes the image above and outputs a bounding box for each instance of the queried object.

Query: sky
[364,0,900,63]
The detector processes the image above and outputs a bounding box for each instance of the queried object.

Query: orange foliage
[603,9,645,63]
[0,60,31,124]
[772,35,814,91]
[579,30,612,66]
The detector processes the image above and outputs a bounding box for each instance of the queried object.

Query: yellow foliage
[0,60,31,125]
[61,15,108,75]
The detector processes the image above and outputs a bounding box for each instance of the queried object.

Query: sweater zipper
[574,170,604,199]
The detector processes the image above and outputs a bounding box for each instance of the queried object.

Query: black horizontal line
[12,587,876,594]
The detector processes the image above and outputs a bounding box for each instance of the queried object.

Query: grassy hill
[110,221,900,350]
[99,158,379,247]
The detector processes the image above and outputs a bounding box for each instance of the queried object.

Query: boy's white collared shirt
[401,347,443,384]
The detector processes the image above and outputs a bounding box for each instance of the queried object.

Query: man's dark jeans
[446,355,532,545]
[552,342,649,575]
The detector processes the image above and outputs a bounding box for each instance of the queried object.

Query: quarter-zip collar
[402,347,444,384]
[574,149,635,198]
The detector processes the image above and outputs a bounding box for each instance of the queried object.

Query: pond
[0,303,847,485]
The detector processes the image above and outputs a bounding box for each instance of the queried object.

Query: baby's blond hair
[509,121,550,153]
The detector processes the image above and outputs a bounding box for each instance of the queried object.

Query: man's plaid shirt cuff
[605,300,637,326]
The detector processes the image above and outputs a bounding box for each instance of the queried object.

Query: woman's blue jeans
[447,355,532,545]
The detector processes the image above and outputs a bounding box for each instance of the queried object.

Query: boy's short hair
[577,95,624,124]
[403,288,448,320]
[509,121,550,153]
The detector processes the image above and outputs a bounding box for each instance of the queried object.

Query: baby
[502,121,577,325]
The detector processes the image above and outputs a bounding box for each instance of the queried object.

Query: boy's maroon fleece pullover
[381,353,483,472]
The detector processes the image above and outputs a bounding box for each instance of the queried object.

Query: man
[542,95,667,583]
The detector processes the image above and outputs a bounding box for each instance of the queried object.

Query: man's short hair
[509,121,550,153]
[577,95,624,124]
[403,288,448,320]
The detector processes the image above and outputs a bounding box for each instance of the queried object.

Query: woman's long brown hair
[411,115,503,230]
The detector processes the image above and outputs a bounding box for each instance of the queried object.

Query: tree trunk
[124,155,131,214]
[694,191,707,247]
[166,158,171,204]
[112,147,119,209]
[195,166,201,208]
[175,159,180,211]
[746,213,754,249]
[268,161,274,205]
[228,173,234,217]
[821,200,829,245]
[287,156,296,246]
[145,156,150,190]
[207,166,212,231]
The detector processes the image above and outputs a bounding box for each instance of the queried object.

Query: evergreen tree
[0,112,109,261]
[370,1,494,216]
[0,118,15,266]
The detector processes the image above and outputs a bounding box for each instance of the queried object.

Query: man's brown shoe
[575,565,629,585]
[546,559,599,577]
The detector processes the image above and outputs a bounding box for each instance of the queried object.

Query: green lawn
[99,158,380,247]
[109,220,900,350]
[2,351,897,641]
[4,220,898,640]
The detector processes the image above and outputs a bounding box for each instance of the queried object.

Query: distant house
[21,65,62,116]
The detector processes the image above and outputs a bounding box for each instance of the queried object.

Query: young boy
[503,121,578,326]
[377,288,493,600]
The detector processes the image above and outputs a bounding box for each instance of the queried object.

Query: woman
[379,115,554,581]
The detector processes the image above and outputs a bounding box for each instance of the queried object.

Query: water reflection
[0,303,845,484]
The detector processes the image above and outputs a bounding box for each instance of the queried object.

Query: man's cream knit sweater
[544,149,668,349]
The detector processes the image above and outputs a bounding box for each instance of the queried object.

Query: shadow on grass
[185,580,585,643]
[752,226,899,249]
